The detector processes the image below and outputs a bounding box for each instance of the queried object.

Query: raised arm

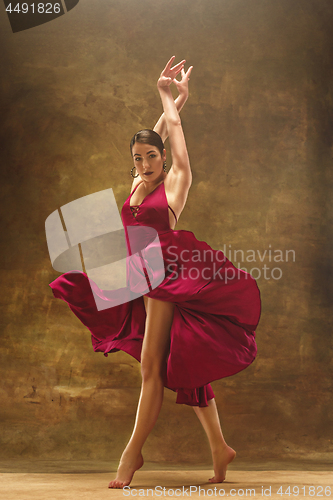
[129,57,193,208]
[157,57,193,215]
[153,69,190,143]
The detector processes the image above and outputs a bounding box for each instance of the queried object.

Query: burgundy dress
[49,181,261,407]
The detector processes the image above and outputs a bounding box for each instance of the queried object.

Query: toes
[209,476,225,484]
[109,480,124,489]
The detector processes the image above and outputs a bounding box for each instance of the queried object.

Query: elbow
[187,172,193,188]
[168,117,182,127]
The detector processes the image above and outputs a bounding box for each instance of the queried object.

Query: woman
[49,57,261,489]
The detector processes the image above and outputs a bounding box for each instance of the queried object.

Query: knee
[141,353,166,382]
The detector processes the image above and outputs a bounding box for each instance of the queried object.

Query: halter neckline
[129,181,177,223]
[129,181,163,207]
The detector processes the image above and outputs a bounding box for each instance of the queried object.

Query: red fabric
[49,182,261,407]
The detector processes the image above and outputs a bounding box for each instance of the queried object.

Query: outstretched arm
[153,69,190,142]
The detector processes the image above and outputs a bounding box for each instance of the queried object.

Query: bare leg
[193,399,236,483]
[109,296,174,489]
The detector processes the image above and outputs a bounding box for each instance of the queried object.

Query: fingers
[165,55,186,71]
[170,63,186,80]
[185,66,193,79]
[170,59,186,73]
[162,56,185,76]
[174,65,193,85]
[164,55,176,70]
[162,56,181,75]
[161,57,193,86]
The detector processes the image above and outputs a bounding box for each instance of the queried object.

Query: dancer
[49,57,261,489]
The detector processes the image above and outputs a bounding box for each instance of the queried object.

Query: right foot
[108,451,144,489]
[209,444,236,483]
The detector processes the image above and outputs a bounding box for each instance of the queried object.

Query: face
[132,142,166,182]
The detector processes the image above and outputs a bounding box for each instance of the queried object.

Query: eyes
[135,154,157,161]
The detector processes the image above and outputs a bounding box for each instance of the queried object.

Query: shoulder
[130,177,143,194]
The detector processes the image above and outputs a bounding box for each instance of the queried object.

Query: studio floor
[0,461,332,500]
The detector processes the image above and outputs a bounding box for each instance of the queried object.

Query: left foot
[108,450,144,489]
[208,444,236,483]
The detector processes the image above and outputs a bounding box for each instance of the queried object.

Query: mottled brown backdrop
[0,0,332,467]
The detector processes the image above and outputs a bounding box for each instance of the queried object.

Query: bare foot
[208,444,236,483]
[108,450,144,489]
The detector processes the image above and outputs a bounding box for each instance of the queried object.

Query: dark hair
[130,129,164,157]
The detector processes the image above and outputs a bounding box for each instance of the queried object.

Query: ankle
[211,437,228,453]
[122,443,142,459]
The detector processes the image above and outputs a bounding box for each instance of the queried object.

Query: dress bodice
[121,182,177,234]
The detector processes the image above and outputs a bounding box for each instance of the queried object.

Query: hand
[174,66,193,98]
[157,56,186,89]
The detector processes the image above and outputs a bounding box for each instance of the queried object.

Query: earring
[163,161,167,172]
[131,166,139,178]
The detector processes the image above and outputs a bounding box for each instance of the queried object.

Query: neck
[141,171,167,191]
